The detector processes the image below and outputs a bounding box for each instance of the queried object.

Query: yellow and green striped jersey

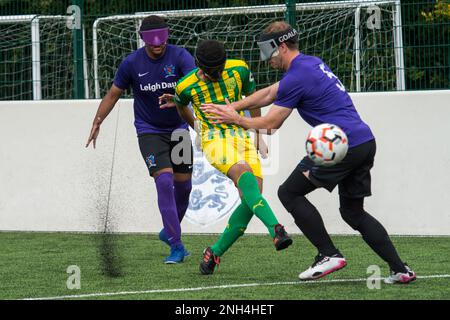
[174,59,255,139]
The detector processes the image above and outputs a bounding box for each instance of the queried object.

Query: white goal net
[0,15,76,100]
[93,0,404,98]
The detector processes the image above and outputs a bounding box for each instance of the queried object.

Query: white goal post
[92,0,405,99]
[0,14,89,100]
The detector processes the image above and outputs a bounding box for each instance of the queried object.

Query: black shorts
[297,139,376,198]
[138,130,193,176]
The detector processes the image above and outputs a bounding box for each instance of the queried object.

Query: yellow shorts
[201,129,262,179]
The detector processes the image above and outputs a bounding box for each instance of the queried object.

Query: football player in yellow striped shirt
[172,40,292,275]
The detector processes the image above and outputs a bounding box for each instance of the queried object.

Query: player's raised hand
[86,122,100,149]
[159,93,176,109]
[201,98,240,125]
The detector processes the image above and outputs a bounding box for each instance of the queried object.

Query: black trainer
[199,247,220,275]
[273,224,293,251]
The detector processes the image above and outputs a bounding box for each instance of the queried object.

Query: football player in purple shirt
[201,21,416,284]
[86,16,196,264]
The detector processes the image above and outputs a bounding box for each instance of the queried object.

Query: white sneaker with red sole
[384,264,416,284]
[299,253,347,281]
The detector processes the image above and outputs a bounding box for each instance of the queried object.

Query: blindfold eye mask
[257,27,298,61]
[139,27,169,46]
[198,62,225,80]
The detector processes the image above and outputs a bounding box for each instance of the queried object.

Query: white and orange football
[305,123,348,166]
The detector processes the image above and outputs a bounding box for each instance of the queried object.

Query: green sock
[211,202,253,256]
[237,171,279,237]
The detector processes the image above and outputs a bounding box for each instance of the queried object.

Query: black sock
[339,196,407,274]
[291,197,340,257]
[278,169,339,257]
[357,214,407,273]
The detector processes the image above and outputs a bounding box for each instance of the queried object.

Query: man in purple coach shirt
[86,15,196,264]
[201,21,416,284]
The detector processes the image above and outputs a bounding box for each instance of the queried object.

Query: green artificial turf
[0,232,449,300]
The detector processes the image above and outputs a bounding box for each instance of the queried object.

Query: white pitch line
[21,274,450,300]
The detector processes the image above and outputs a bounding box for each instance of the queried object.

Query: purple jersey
[274,54,374,147]
[114,44,196,135]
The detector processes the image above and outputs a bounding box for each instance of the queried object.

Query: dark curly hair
[140,15,167,31]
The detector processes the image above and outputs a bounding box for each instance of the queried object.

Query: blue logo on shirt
[145,155,157,168]
[164,64,176,78]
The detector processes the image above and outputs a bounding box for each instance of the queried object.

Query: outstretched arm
[175,103,196,130]
[86,84,123,148]
[201,98,293,135]
[175,103,202,150]
[202,82,279,113]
